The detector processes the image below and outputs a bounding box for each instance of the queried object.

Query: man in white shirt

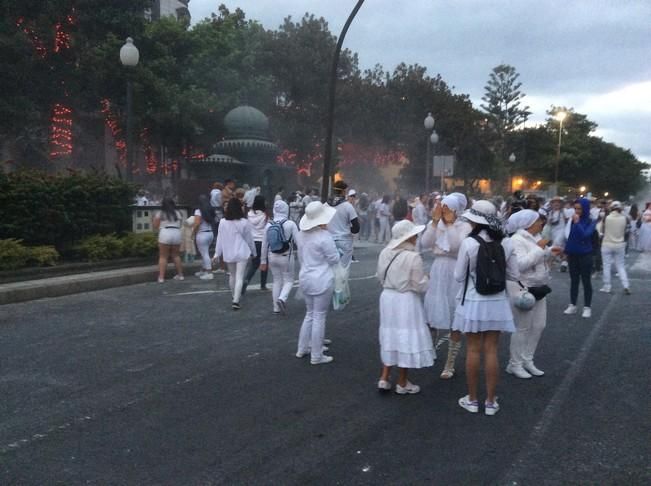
[412,194,429,226]
[599,201,630,294]
[328,180,360,267]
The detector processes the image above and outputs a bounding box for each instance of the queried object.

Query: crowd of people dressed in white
[152,178,650,416]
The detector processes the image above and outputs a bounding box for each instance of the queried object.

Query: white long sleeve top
[600,211,627,248]
[454,231,519,301]
[420,219,472,258]
[376,242,428,293]
[247,210,268,242]
[213,218,256,263]
[510,229,551,287]
[295,228,340,295]
[260,218,299,264]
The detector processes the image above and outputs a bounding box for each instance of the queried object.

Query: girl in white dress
[376,220,435,395]
[421,192,471,379]
[637,204,651,252]
[453,200,519,415]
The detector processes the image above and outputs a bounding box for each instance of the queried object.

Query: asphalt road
[1,244,650,485]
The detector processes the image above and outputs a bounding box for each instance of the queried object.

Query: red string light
[49,103,73,157]
[101,99,127,167]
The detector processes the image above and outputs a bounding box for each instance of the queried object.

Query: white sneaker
[377,379,392,391]
[199,272,214,280]
[173,274,184,281]
[458,395,479,413]
[564,304,578,315]
[395,381,420,395]
[523,361,545,377]
[599,286,611,293]
[484,397,500,416]
[582,307,592,318]
[310,356,334,365]
[194,271,204,277]
[506,363,532,379]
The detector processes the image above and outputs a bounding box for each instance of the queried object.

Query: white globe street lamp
[424,112,435,193]
[120,37,139,182]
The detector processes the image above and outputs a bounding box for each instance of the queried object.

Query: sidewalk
[0,263,199,306]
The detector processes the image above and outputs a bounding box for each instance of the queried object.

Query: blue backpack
[267,219,291,254]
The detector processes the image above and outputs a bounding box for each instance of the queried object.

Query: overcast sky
[189,0,651,164]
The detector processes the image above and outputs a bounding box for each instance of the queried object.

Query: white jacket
[213,219,256,263]
[376,242,428,293]
[247,210,268,242]
[510,229,551,287]
[295,228,340,295]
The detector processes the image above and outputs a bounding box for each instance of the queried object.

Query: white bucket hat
[462,200,503,232]
[610,200,622,210]
[387,220,426,249]
[299,201,336,231]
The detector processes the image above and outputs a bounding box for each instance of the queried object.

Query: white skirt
[637,223,651,251]
[424,256,459,330]
[452,287,516,334]
[379,289,435,368]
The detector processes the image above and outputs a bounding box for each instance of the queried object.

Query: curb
[0,264,200,306]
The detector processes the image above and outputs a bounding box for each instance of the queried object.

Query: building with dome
[178,105,294,204]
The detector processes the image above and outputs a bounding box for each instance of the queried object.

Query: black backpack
[462,234,506,304]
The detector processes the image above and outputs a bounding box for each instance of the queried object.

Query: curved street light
[424,112,435,193]
[554,111,567,191]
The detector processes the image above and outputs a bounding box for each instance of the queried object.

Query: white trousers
[334,239,353,267]
[297,287,333,359]
[601,245,629,289]
[227,260,248,303]
[509,296,547,367]
[195,231,214,270]
[378,217,391,243]
[269,252,295,311]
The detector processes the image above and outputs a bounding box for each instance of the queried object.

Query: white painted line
[500,294,620,485]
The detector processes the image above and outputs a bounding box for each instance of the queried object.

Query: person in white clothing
[505,210,562,379]
[411,194,429,226]
[421,192,471,379]
[377,195,392,244]
[376,220,434,395]
[636,203,651,251]
[243,196,269,293]
[545,197,569,272]
[152,197,184,283]
[453,200,519,416]
[193,194,216,280]
[213,199,256,310]
[295,202,340,365]
[599,201,631,294]
[260,200,298,314]
[327,180,360,267]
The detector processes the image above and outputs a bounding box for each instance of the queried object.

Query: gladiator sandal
[440,340,462,379]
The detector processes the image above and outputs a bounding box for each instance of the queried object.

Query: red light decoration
[101,99,127,167]
[16,17,48,58]
[49,103,73,158]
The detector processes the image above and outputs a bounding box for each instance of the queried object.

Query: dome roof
[224,105,270,140]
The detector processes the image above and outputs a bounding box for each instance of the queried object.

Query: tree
[481,64,531,135]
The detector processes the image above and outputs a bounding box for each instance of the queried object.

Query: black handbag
[527,284,552,301]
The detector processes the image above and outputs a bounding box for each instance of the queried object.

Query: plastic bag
[332,263,351,311]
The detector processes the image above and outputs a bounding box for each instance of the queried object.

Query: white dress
[421,220,472,329]
[637,210,651,251]
[451,232,519,334]
[377,243,435,368]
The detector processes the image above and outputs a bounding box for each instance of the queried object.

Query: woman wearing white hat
[505,210,561,379]
[453,200,519,415]
[376,220,434,394]
[295,201,340,364]
[421,192,471,379]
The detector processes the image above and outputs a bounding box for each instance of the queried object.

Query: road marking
[169,274,378,297]
[500,294,620,485]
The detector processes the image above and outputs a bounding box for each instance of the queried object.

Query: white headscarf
[273,200,289,221]
[506,209,540,234]
[441,192,467,215]
[437,192,468,252]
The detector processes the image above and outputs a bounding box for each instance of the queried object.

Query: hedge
[0,170,135,250]
[0,239,59,271]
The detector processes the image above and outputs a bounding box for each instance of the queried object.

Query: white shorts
[158,227,181,246]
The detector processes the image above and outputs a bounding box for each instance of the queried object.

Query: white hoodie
[247,210,267,241]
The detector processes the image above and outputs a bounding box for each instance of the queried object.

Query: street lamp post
[554,111,567,193]
[321,0,365,202]
[508,152,516,192]
[424,112,435,194]
[120,37,139,182]
[430,130,440,192]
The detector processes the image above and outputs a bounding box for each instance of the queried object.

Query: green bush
[121,232,158,258]
[27,245,60,267]
[75,234,125,262]
[0,170,135,250]
[0,239,31,270]
[0,239,60,270]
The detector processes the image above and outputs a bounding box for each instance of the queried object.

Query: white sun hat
[462,200,498,226]
[299,201,336,231]
[387,220,426,249]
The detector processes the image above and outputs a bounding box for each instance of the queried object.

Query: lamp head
[120,37,140,67]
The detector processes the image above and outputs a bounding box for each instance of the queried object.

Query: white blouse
[376,242,428,293]
[510,229,551,287]
[295,228,340,295]
[420,220,472,257]
[213,219,256,263]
